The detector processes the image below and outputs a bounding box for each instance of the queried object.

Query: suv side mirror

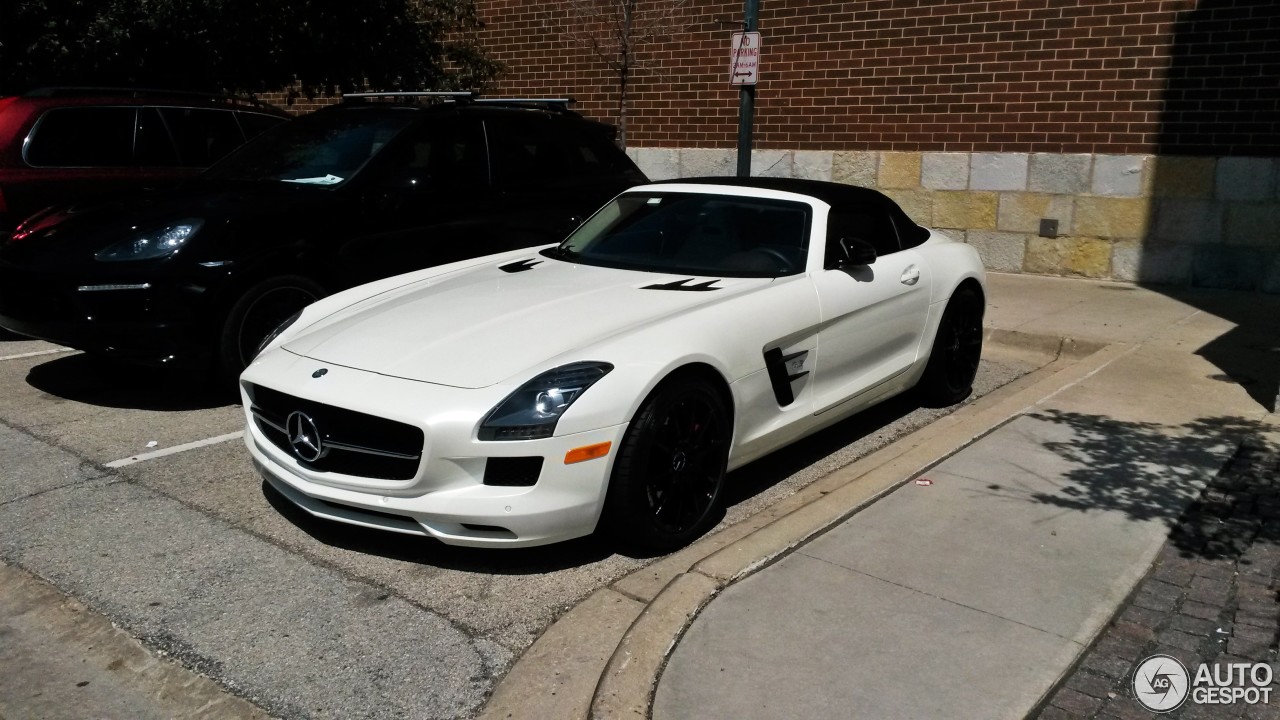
[836,237,877,267]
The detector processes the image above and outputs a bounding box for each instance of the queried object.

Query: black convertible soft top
[654,176,931,247]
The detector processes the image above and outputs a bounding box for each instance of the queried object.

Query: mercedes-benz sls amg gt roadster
[240,177,986,552]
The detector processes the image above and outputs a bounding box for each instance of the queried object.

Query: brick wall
[478,0,1280,156]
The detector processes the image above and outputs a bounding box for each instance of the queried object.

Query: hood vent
[499,258,542,273]
[641,278,721,292]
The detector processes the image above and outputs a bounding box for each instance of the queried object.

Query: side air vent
[641,278,721,291]
[763,347,810,406]
[499,258,542,273]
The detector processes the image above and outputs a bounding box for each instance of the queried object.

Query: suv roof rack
[340,91,578,115]
[22,86,275,110]
[342,91,477,101]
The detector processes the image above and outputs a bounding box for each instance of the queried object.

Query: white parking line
[106,431,245,469]
[0,347,77,361]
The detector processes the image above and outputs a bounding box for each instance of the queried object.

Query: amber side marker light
[564,441,612,464]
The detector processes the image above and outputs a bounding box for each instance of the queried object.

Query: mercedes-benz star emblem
[286,411,325,462]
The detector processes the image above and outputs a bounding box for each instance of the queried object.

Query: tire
[916,285,984,408]
[603,376,731,553]
[217,275,324,385]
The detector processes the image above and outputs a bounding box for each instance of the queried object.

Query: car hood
[283,256,774,388]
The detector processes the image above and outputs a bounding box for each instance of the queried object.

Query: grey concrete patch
[1192,246,1263,291]
[1029,153,1092,194]
[1091,155,1146,197]
[792,150,832,181]
[1224,203,1280,247]
[0,477,509,720]
[654,553,1081,720]
[1264,253,1280,295]
[679,148,735,177]
[1216,157,1275,201]
[1111,241,1194,285]
[971,152,1029,191]
[921,152,969,190]
[632,147,680,181]
[1151,198,1223,245]
[750,149,792,178]
[831,150,877,187]
[967,231,1027,272]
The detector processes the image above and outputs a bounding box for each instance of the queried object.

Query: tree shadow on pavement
[988,409,1266,561]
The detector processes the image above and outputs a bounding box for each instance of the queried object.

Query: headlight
[479,361,613,441]
[94,220,203,261]
[254,309,303,360]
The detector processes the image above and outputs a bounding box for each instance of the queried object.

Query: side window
[362,118,488,193]
[159,107,246,166]
[236,111,286,140]
[486,116,572,187]
[25,107,137,167]
[826,205,901,267]
[545,121,627,177]
[134,107,180,166]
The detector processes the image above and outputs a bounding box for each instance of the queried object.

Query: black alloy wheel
[605,376,731,553]
[917,285,984,407]
[219,275,324,384]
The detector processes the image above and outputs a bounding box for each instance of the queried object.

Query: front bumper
[241,348,628,548]
[0,263,207,364]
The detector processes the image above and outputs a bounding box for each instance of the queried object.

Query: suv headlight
[95,220,203,261]
[479,362,613,441]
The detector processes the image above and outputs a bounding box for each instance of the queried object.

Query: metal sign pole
[736,0,759,177]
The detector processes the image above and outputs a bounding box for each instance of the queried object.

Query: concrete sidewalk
[484,273,1280,720]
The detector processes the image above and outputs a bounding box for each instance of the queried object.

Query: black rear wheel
[603,376,730,553]
[916,285,983,407]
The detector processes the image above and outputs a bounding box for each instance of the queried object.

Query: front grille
[247,383,424,481]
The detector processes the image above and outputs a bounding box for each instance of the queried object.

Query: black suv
[0,95,647,380]
[0,87,288,233]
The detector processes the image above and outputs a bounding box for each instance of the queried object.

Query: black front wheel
[217,275,324,385]
[603,376,731,553]
[916,285,984,407]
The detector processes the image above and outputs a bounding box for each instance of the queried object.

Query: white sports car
[241,178,985,551]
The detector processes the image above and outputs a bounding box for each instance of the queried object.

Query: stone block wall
[629,147,1280,292]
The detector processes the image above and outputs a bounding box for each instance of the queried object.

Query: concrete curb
[481,335,1129,720]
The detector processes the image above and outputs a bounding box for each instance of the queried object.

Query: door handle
[901,265,920,286]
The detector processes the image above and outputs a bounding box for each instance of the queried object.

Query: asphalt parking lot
[0,329,1042,719]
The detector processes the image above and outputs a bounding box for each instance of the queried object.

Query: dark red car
[0,87,288,232]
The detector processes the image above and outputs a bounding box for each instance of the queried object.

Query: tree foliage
[0,0,502,96]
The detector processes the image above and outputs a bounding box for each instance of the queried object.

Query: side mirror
[836,237,877,267]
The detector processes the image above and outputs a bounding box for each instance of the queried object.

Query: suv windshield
[545,192,811,277]
[204,111,414,186]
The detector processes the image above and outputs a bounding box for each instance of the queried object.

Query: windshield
[545,192,811,277]
[204,111,414,186]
